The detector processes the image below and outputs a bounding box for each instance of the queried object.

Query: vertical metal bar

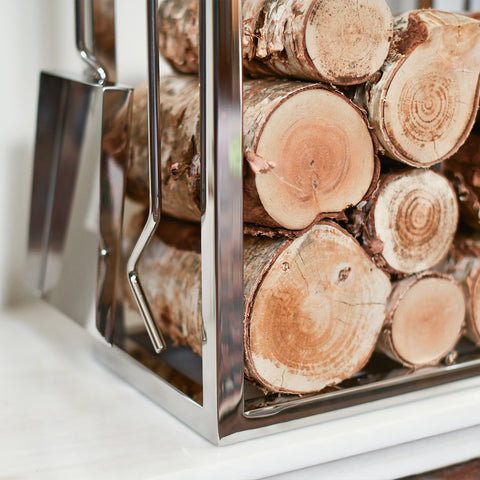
[76,0,107,83]
[146,0,162,225]
[200,0,244,440]
[126,0,166,354]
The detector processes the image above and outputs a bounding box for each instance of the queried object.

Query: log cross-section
[349,169,459,275]
[377,272,466,367]
[358,10,480,167]
[158,0,393,85]
[132,219,391,394]
[126,76,378,232]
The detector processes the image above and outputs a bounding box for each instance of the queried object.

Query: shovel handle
[75,0,107,84]
[126,0,166,354]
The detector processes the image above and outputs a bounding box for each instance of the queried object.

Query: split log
[158,0,393,86]
[377,272,466,367]
[127,76,378,232]
[356,10,480,167]
[439,239,480,345]
[442,125,480,230]
[132,218,391,394]
[348,169,459,275]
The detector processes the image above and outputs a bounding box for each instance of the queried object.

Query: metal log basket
[27,0,480,445]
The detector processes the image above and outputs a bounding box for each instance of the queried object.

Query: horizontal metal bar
[244,359,480,419]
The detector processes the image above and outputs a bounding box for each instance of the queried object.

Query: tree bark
[347,169,459,275]
[442,125,480,230]
[131,218,391,394]
[127,75,378,232]
[158,0,393,86]
[439,239,480,346]
[356,10,480,167]
[377,272,466,367]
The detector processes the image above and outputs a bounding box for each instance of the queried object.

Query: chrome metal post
[126,0,166,353]
[200,0,244,440]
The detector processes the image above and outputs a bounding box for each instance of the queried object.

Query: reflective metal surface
[96,85,132,343]
[76,0,107,83]
[126,0,166,354]
[200,0,244,441]
[27,73,94,295]
[27,0,108,296]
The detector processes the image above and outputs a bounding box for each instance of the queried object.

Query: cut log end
[380,274,465,367]
[158,0,393,85]
[253,88,376,230]
[373,169,458,274]
[305,0,393,85]
[246,222,391,394]
[368,11,480,166]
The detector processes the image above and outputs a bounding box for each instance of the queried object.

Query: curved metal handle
[126,0,166,354]
[75,0,107,84]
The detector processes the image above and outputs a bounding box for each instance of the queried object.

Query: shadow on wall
[1,144,34,307]
[0,0,68,308]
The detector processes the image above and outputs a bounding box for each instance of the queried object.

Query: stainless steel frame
[28,0,480,446]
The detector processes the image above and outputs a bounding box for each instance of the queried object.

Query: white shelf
[1,299,480,479]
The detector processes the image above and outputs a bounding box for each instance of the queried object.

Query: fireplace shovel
[27,0,132,343]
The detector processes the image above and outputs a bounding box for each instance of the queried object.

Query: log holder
[27,0,480,445]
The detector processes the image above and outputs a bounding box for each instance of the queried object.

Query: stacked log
[158,0,394,85]
[127,76,379,232]
[116,3,480,393]
[348,169,459,275]
[131,217,391,394]
[377,272,465,367]
[356,10,480,167]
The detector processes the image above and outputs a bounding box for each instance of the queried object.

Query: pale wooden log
[442,126,480,230]
[348,169,459,275]
[127,76,378,232]
[133,218,391,394]
[439,239,480,345]
[357,10,480,167]
[377,272,466,367]
[158,0,393,85]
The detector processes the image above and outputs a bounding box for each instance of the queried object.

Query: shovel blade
[27,71,103,295]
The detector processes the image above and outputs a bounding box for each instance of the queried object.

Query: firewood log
[158,0,393,86]
[439,239,480,345]
[127,75,378,232]
[356,10,480,167]
[131,217,391,394]
[377,272,466,367]
[348,169,459,275]
[442,126,480,230]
